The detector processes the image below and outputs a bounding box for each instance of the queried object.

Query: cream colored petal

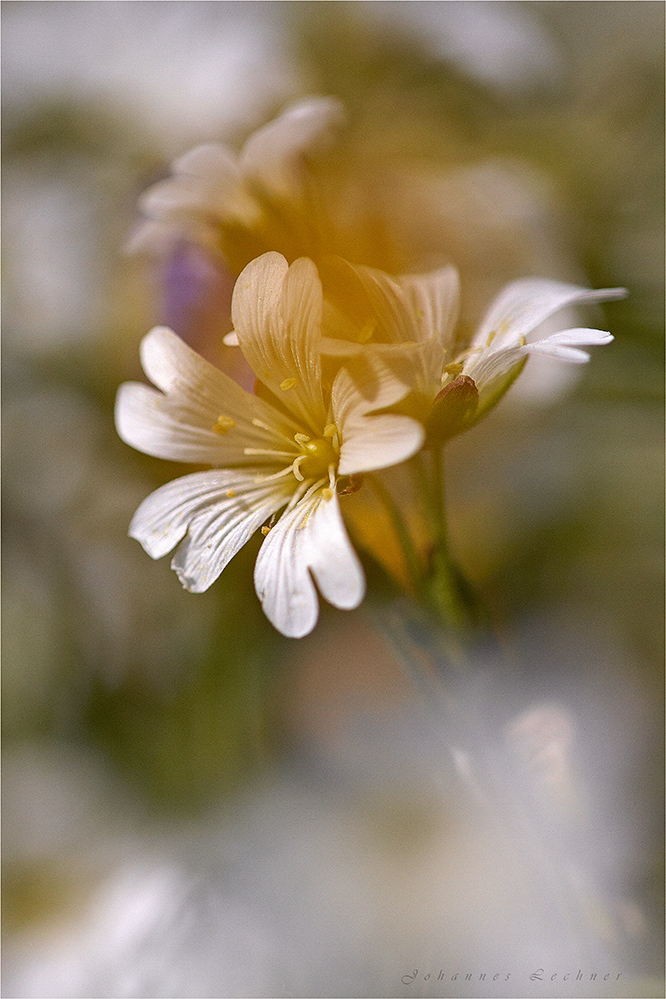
[115,327,300,464]
[338,263,458,346]
[232,254,327,431]
[318,336,424,358]
[321,262,460,398]
[240,97,345,199]
[397,267,461,396]
[349,266,410,342]
[254,489,365,638]
[398,266,460,346]
[333,362,425,476]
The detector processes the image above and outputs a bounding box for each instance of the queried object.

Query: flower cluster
[117,99,624,637]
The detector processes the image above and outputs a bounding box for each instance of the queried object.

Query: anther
[358,320,376,344]
[212,415,236,434]
[280,377,297,391]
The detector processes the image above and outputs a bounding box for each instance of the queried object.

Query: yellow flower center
[296,435,338,479]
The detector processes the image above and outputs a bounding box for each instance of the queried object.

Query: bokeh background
[2,3,664,997]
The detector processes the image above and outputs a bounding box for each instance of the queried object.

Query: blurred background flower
[2,3,663,997]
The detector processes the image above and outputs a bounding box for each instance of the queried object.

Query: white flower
[115,252,424,638]
[459,277,625,407]
[129,97,345,259]
[319,263,625,437]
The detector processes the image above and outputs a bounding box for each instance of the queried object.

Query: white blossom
[115,252,423,637]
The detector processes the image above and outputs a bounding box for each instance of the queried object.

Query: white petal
[130,471,229,558]
[531,327,614,347]
[115,326,300,464]
[139,177,216,219]
[334,362,425,476]
[240,97,345,198]
[464,344,528,388]
[474,279,626,349]
[525,343,591,363]
[472,327,614,382]
[173,143,239,181]
[254,490,365,638]
[140,144,258,224]
[170,475,294,593]
[116,382,232,464]
[128,469,286,561]
[139,325,227,397]
[232,254,327,430]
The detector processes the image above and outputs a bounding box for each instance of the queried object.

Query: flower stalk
[414,447,480,647]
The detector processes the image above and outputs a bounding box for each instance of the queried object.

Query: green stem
[415,448,476,638]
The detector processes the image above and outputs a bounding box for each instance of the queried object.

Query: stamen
[225,489,237,498]
[249,419,303,448]
[321,487,333,501]
[243,447,294,458]
[323,423,340,453]
[212,415,236,434]
[284,478,313,514]
[290,477,331,530]
[280,377,297,391]
[261,525,271,536]
[302,478,328,504]
[254,466,297,482]
[444,362,464,377]
[294,433,311,444]
[292,456,306,482]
